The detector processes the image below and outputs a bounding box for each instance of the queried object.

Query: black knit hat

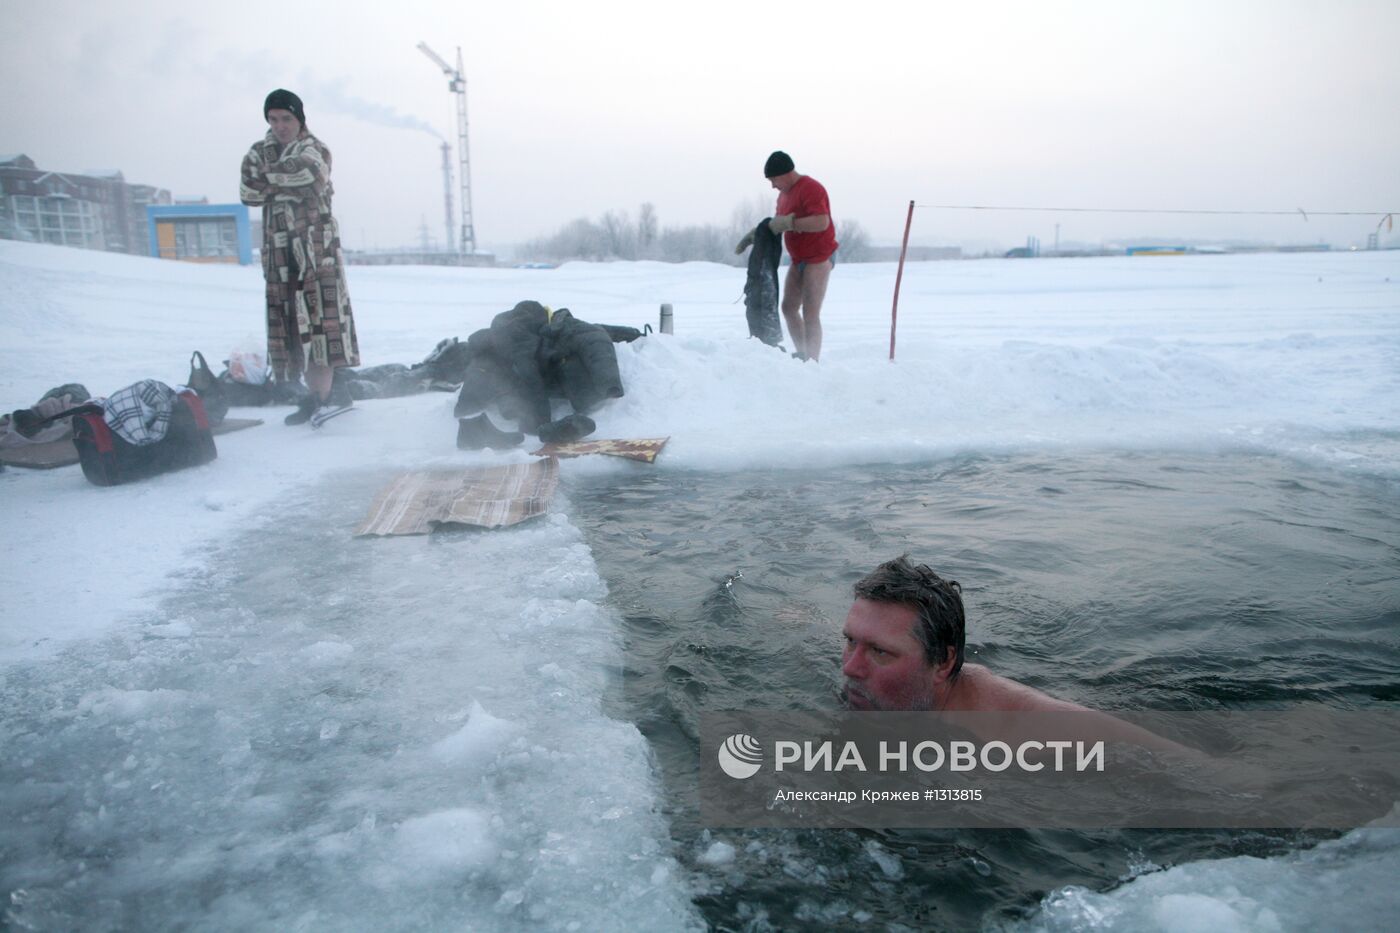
[764,150,795,178]
[263,89,306,126]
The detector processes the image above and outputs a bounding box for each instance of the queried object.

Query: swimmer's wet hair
[853,555,965,675]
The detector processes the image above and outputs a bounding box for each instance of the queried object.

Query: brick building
[0,154,171,254]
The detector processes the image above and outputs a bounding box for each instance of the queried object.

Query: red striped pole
[890,200,915,361]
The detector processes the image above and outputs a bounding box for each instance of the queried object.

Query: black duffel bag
[72,389,217,486]
[187,351,229,424]
[217,370,274,406]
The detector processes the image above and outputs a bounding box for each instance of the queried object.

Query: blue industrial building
[147,203,252,265]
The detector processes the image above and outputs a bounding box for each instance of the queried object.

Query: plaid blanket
[103,380,177,446]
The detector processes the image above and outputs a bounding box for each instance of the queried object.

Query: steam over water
[571,452,1400,929]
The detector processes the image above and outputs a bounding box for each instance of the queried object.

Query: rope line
[914,204,1394,218]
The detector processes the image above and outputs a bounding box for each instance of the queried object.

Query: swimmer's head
[852,556,965,674]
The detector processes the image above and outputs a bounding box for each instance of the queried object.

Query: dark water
[569,452,1400,930]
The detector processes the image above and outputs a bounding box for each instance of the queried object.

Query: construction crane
[417,41,476,255]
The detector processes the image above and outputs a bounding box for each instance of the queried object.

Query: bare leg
[781,262,806,356]
[798,260,833,361]
[305,363,333,402]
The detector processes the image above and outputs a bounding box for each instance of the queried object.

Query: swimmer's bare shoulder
[944,664,1087,713]
[947,664,1197,757]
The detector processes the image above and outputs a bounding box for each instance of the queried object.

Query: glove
[734,229,756,254]
[769,213,795,234]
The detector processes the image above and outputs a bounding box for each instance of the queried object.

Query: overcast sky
[4,0,1398,252]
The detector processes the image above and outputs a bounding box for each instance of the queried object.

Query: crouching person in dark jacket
[454,300,553,434]
[453,300,628,451]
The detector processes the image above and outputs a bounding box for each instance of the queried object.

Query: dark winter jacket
[539,309,625,413]
[491,300,554,427]
[453,301,550,428]
[453,301,628,432]
[743,217,783,346]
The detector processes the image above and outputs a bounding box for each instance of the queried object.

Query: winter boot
[322,369,354,413]
[283,394,319,426]
[456,413,525,450]
[537,413,597,444]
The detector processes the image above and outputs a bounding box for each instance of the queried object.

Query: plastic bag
[227,349,271,386]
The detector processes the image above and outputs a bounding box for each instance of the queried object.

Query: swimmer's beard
[842,682,877,710]
[842,680,937,712]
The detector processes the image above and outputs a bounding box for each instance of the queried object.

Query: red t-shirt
[776,175,838,263]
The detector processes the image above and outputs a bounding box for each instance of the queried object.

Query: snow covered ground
[4,240,1395,660]
[1,240,1397,929]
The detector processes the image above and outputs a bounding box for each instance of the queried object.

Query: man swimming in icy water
[842,556,1078,712]
[841,556,1192,754]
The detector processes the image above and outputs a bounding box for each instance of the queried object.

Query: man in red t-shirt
[762,150,838,361]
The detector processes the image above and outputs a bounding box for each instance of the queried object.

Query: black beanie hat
[263,89,306,126]
[764,150,795,178]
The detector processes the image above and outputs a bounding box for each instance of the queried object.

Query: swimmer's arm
[987,674,1200,758]
[1069,707,1201,759]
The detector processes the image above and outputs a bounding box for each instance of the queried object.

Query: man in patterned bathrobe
[240,89,360,425]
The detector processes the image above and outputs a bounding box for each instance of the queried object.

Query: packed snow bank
[1014,815,1400,933]
[1,484,701,931]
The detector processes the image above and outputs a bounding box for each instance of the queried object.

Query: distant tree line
[520,201,872,265]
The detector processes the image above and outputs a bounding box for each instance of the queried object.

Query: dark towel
[743,218,783,346]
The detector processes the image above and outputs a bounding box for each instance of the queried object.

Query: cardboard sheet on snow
[0,418,264,470]
[530,437,669,463]
[354,459,560,536]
